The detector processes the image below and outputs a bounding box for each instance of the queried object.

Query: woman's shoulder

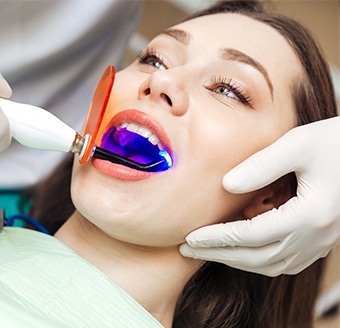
[0,227,65,256]
[0,228,163,327]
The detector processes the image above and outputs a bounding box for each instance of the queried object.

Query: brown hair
[29,1,337,327]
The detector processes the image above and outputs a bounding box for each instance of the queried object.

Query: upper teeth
[118,122,163,149]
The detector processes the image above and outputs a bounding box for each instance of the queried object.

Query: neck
[54,211,203,327]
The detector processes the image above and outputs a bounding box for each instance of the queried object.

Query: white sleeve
[0,0,143,188]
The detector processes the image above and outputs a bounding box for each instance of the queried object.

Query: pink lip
[92,158,153,181]
[92,109,173,181]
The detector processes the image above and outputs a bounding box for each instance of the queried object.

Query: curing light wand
[0,98,91,162]
[92,147,172,172]
[0,98,171,172]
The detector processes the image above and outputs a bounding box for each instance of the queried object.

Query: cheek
[189,115,256,178]
[95,70,144,139]
[70,162,102,220]
[70,162,123,221]
[111,70,142,105]
[193,107,289,181]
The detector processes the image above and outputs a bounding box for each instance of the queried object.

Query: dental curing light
[79,66,115,164]
[0,66,116,164]
[0,66,172,173]
[93,125,173,172]
[92,147,172,172]
[0,97,91,161]
[81,66,172,171]
[0,98,172,172]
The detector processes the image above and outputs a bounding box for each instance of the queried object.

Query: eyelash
[137,49,254,108]
[209,76,254,107]
[137,48,167,70]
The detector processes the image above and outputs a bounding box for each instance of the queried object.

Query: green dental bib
[0,228,163,328]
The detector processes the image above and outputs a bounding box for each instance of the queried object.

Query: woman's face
[71,13,300,246]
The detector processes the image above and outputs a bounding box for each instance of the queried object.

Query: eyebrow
[219,48,274,98]
[160,28,274,98]
[161,28,191,46]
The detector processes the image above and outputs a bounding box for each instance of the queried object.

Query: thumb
[0,73,12,99]
[185,223,232,247]
[0,107,11,151]
[223,130,301,193]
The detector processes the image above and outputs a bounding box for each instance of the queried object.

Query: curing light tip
[92,147,172,172]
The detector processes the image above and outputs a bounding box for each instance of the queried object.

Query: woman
[1,1,337,327]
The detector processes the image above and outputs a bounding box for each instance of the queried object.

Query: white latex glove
[180,117,340,276]
[0,73,12,152]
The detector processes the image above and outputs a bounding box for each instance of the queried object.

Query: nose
[138,70,189,116]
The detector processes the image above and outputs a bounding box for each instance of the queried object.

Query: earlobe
[241,189,276,219]
[241,177,293,219]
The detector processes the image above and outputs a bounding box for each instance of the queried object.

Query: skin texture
[55,13,301,327]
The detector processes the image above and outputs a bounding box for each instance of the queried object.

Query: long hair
[29,1,337,327]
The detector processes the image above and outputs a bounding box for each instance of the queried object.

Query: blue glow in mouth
[159,150,173,168]
[100,127,172,172]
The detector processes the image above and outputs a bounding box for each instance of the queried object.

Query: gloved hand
[180,117,340,276]
[0,73,12,152]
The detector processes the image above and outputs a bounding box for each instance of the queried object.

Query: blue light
[159,150,173,168]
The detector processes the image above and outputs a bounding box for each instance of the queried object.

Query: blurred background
[126,1,339,328]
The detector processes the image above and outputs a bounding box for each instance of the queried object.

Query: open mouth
[94,122,173,172]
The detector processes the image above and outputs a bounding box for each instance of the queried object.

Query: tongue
[101,127,160,164]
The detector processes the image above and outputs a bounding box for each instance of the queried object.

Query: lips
[92,109,173,180]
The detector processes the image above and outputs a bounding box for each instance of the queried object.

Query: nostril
[161,93,172,106]
[144,88,151,96]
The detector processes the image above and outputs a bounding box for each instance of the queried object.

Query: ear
[241,177,293,219]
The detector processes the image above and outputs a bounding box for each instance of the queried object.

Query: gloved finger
[235,259,288,276]
[222,129,301,193]
[242,258,300,276]
[234,257,320,276]
[0,73,12,98]
[180,240,286,267]
[179,242,309,276]
[218,250,327,276]
[185,202,300,248]
[185,223,237,247]
[285,251,329,275]
[0,107,11,152]
[179,243,286,276]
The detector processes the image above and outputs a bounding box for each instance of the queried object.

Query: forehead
[174,13,296,61]
[172,13,302,93]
